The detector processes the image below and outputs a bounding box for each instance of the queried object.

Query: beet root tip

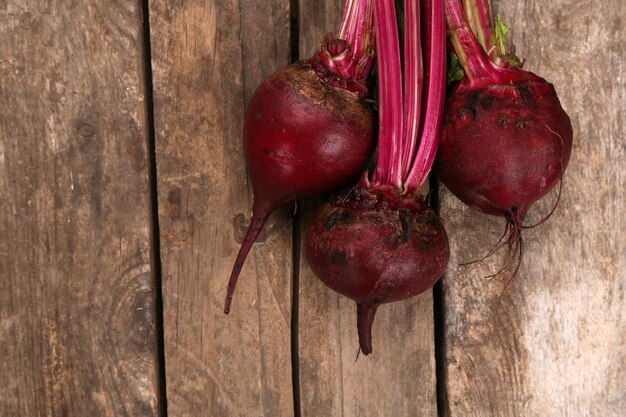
[224,202,273,314]
[223,295,233,315]
[357,302,379,355]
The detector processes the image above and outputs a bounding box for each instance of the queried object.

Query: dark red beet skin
[437,80,573,221]
[244,61,375,206]
[305,186,450,354]
[225,60,375,313]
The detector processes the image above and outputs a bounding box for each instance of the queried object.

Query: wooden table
[1,0,624,416]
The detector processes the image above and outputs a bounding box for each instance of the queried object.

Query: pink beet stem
[405,0,446,191]
[462,0,496,57]
[444,0,499,82]
[371,0,404,188]
[331,0,376,81]
[224,199,274,314]
[444,0,523,88]
[444,0,491,82]
[357,302,379,355]
[400,0,423,182]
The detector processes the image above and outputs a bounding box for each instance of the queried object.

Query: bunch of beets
[224,0,572,355]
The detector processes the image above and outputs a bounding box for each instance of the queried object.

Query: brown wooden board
[149,1,294,415]
[0,1,159,416]
[296,2,438,416]
[439,0,626,415]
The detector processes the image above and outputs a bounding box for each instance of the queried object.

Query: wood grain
[0,1,159,416]
[296,2,438,416]
[439,0,626,416]
[148,1,294,416]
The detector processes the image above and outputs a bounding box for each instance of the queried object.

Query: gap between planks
[289,0,302,415]
[141,0,169,416]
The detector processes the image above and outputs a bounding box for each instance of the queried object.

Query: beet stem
[444,0,491,80]
[323,0,376,82]
[444,0,516,87]
[444,0,534,88]
[339,0,376,72]
[399,0,423,182]
[356,302,379,355]
[371,0,447,191]
[462,0,495,57]
[405,0,446,191]
[371,0,404,188]
[224,199,274,314]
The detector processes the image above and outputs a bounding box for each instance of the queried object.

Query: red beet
[244,62,375,207]
[225,2,377,313]
[438,80,573,220]
[305,186,449,354]
[437,0,573,265]
[304,0,449,354]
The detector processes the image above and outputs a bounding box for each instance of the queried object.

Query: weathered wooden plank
[297,2,438,416]
[149,1,294,416]
[439,0,626,416]
[0,1,159,416]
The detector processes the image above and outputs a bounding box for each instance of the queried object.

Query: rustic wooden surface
[0,1,159,416]
[149,0,294,416]
[296,2,438,417]
[3,1,625,416]
[439,0,626,416]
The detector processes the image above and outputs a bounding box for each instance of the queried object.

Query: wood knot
[166,187,182,218]
[109,269,154,354]
[77,123,95,137]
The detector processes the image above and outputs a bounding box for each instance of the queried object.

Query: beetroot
[438,81,572,221]
[305,0,449,354]
[243,62,375,206]
[225,0,377,313]
[306,186,449,354]
[437,0,573,264]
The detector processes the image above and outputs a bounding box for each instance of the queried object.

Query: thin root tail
[356,302,379,356]
[224,201,273,314]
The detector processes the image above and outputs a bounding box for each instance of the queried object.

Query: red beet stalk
[405,0,447,191]
[461,0,494,58]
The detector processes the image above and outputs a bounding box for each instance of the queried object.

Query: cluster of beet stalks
[224,0,572,355]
